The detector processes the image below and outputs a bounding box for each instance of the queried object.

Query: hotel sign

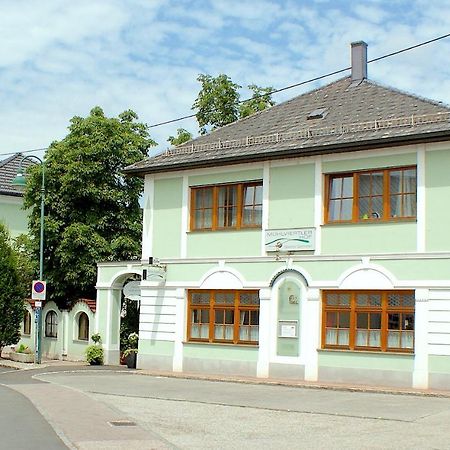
[265,228,315,252]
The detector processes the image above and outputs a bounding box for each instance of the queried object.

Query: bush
[85,345,104,365]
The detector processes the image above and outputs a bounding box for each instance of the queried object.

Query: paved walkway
[0,361,171,449]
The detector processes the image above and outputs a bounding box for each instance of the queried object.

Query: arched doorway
[95,265,143,365]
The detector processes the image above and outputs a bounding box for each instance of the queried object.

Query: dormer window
[307,108,328,120]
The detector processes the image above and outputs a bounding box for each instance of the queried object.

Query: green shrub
[85,345,104,365]
[91,333,102,344]
[16,344,32,354]
[123,348,138,357]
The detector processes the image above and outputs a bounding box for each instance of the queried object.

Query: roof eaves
[124,129,450,176]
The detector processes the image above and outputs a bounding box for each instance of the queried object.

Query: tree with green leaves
[0,223,25,357]
[24,107,156,308]
[239,84,275,118]
[192,74,275,134]
[192,74,242,134]
[167,128,193,146]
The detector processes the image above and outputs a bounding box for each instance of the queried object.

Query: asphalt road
[34,370,450,450]
[0,368,66,450]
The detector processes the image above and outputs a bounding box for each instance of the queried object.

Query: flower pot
[125,352,137,369]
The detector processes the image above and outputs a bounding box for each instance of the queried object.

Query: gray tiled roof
[125,77,450,175]
[0,153,35,197]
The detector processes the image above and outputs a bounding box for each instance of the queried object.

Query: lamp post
[12,155,45,364]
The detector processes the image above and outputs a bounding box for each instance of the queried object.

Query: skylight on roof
[307,108,328,120]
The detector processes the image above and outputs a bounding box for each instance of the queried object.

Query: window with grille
[45,311,58,338]
[188,290,260,345]
[325,167,416,223]
[322,291,414,352]
[190,182,262,231]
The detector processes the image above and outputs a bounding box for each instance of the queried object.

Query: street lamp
[12,155,45,364]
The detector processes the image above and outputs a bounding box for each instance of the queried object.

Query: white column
[257,288,272,378]
[61,310,69,359]
[142,175,154,260]
[413,288,429,389]
[416,146,426,253]
[304,288,320,381]
[314,157,322,255]
[173,288,185,372]
[180,175,188,258]
[261,162,270,256]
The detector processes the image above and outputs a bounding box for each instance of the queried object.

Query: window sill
[72,339,89,344]
[21,333,31,337]
[44,336,58,340]
[183,341,259,348]
[187,227,261,234]
[322,218,417,227]
[318,348,414,356]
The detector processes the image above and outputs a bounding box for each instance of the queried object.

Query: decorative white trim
[314,157,322,255]
[173,288,185,372]
[105,290,112,351]
[269,264,313,287]
[180,175,188,258]
[159,251,450,264]
[257,288,271,378]
[417,146,426,252]
[415,288,430,302]
[142,175,154,260]
[198,265,246,289]
[261,162,270,256]
[269,273,304,366]
[338,263,396,290]
[413,288,429,389]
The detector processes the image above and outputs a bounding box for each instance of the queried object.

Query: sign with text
[32,280,46,301]
[265,228,315,252]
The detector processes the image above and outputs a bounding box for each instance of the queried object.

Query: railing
[165,112,450,156]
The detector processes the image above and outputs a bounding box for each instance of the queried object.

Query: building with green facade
[0,153,32,237]
[97,41,450,390]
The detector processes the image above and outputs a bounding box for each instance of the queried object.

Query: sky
[1,0,450,159]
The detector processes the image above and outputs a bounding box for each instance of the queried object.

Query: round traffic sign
[34,281,45,293]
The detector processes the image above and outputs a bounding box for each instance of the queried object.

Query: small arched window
[78,312,89,341]
[23,310,31,335]
[45,311,58,338]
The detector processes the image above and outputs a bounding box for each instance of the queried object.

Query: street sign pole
[32,280,46,364]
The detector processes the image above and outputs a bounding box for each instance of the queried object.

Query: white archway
[338,263,396,290]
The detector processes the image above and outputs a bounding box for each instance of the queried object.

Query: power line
[0,147,48,157]
[148,32,450,129]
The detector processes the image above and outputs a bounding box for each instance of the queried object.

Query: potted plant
[85,333,104,365]
[124,332,138,369]
[10,344,34,363]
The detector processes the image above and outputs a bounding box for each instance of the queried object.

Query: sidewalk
[1,356,449,398]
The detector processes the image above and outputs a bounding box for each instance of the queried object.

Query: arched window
[23,310,31,335]
[45,311,58,338]
[78,312,89,341]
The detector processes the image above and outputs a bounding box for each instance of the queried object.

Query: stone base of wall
[318,366,412,388]
[269,363,305,380]
[9,352,34,363]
